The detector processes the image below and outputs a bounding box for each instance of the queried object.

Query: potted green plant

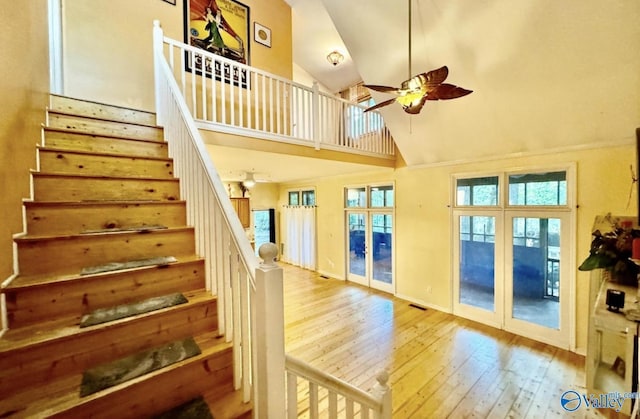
[579,221,640,285]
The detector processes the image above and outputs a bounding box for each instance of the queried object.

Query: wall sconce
[326,50,344,66]
[242,172,256,188]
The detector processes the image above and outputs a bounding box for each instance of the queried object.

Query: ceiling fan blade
[363,84,399,93]
[363,98,396,113]
[426,83,473,100]
[423,66,449,87]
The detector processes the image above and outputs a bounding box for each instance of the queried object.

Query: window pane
[459,215,495,311]
[302,190,315,206]
[346,187,366,207]
[512,217,561,329]
[370,185,394,208]
[456,177,499,206]
[471,216,495,243]
[288,191,299,206]
[457,185,470,206]
[508,171,567,206]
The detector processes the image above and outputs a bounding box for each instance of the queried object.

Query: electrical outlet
[426,286,432,294]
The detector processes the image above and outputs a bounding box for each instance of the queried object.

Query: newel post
[152,20,165,126]
[254,243,285,418]
[312,81,320,150]
[371,370,392,419]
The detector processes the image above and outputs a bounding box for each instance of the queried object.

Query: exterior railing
[153,21,391,419]
[159,30,394,158]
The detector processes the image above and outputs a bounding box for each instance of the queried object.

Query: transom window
[508,171,566,206]
[456,176,499,206]
[288,189,316,206]
[345,185,394,208]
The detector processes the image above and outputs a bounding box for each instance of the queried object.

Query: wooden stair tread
[43,126,166,145]
[14,225,193,242]
[47,108,161,130]
[0,289,214,352]
[31,171,179,182]
[22,199,186,208]
[37,145,173,162]
[49,94,158,127]
[0,332,231,419]
[5,254,203,289]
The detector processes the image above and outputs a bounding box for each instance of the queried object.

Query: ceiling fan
[363,0,472,114]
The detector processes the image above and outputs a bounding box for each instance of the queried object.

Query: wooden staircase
[0,95,252,418]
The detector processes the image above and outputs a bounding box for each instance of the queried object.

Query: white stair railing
[286,355,392,419]
[153,21,392,419]
[158,27,394,159]
[154,21,285,417]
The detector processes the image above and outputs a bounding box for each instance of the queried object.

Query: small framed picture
[254,22,271,48]
[162,0,176,5]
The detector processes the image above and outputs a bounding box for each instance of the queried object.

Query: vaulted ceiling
[215,0,639,182]
[292,0,640,166]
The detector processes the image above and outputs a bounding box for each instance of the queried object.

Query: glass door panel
[253,209,275,256]
[510,217,560,329]
[371,213,393,293]
[459,215,496,311]
[347,212,367,285]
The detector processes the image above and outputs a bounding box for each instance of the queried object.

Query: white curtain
[282,206,316,270]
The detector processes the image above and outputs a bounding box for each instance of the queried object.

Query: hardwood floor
[283,264,606,418]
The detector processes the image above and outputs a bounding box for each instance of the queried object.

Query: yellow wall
[0,1,50,281]
[279,144,637,353]
[62,0,292,111]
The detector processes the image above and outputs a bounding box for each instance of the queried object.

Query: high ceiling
[215,0,640,182]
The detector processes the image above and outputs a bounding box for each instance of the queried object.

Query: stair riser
[44,129,168,158]
[6,259,205,329]
[38,149,174,178]
[48,113,163,142]
[50,95,157,127]
[52,348,233,419]
[0,299,219,400]
[33,174,180,202]
[25,201,187,236]
[17,229,196,277]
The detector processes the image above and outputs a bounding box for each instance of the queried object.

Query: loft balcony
[157,36,396,168]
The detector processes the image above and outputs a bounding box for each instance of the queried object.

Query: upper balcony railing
[159,35,395,159]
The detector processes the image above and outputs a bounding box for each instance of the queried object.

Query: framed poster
[184,0,250,87]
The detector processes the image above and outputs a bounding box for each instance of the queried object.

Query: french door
[346,211,394,293]
[504,212,571,346]
[453,210,572,348]
[452,169,574,349]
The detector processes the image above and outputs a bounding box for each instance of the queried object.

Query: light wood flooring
[283,264,606,418]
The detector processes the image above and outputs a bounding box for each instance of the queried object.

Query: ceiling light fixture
[242,172,256,188]
[326,50,344,66]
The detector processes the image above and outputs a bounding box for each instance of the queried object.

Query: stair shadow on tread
[80,337,201,397]
[80,292,188,328]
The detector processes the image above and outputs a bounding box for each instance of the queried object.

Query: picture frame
[254,22,271,48]
[162,0,177,5]
[184,0,250,88]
